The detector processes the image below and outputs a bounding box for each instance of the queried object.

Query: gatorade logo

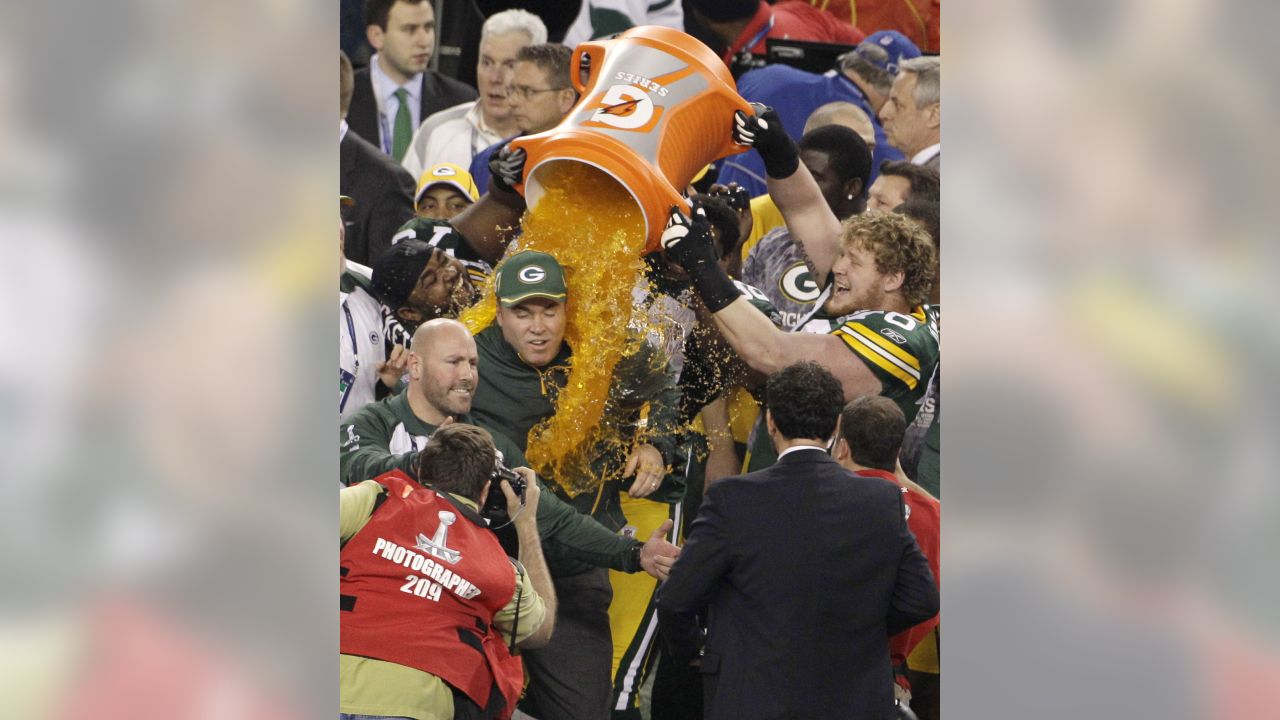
[518,265,546,283]
[779,262,821,303]
[587,84,664,132]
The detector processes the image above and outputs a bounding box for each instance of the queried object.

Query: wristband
[761,136,800,179]
[629,540,644,572]
[684,250,741,313]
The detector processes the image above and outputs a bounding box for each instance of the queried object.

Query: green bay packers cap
[495,250,567,307]
[416,162,480,206]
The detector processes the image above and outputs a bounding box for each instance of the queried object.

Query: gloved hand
[661,203,739,313]
[488,144,527,194]
[661,203,716,271]
[732,104,800,179]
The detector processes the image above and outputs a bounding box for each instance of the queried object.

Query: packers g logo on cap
[432,165,457,177]
[779,262,821,303]
[518,265,547,283]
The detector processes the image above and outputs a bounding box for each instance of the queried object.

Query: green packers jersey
[392,216,492,286]
[731,279,786,328]
[832,305,940,424]
[745,304,938,472]
[339,393,642,574]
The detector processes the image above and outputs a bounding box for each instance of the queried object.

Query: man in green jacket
[470,250,687,720]
[340,318,681,578]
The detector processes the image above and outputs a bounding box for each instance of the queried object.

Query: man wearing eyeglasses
[470,44,579,196]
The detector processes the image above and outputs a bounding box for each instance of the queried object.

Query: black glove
[661,203,740,313]
[488,144,527,194]
[732,105,800,179]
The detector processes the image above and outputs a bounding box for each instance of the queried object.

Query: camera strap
[508,560,524,653]
[485,501,527,532]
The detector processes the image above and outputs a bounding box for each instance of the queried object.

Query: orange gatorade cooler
[510,25,752,253]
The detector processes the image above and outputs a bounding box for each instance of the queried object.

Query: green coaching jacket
[470,325,686,554]
[340,392,645,575]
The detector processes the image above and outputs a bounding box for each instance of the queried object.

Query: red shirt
[808,0,940,53]
[854,468,940,659]
[723,1,866,65]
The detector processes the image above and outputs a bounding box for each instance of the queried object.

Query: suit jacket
[924,151,940,174]
[656,447,939,720]
[347,67,477,156]
[340,129,416,267]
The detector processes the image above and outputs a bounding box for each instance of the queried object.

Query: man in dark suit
[657,361,939,720]
[341,50,416,267]
[347,0,477,161]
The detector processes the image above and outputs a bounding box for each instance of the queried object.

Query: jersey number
[883,312,917,331]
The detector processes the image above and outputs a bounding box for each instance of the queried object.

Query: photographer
[340,424,556,720]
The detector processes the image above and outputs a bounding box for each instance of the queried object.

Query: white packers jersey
[340,272,389,422]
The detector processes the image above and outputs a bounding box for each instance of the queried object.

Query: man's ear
[397,306,423,325]
[367,25,385,52]
[406,350,423,380]
[764,408,776,437]
[558,90,577,115]
[927,102,940,130]
[844,177,864,202]
[478,480,492,508]
[832,437,850,462]
[882,270,905,294]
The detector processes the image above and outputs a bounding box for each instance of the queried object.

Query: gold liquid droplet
[461,162,656,496]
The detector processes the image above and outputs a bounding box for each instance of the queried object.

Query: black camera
[711,184,750,214]
[481,462,527,524]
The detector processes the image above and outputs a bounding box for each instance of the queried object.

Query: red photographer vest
[340,470,523,712]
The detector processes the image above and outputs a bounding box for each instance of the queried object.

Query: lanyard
[726,11,775,66]
[343,298,360,376]
[742,11,775,55]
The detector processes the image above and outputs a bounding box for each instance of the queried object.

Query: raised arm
[732,107,842,282]
[449,145,528,266]
[661,205,882,402]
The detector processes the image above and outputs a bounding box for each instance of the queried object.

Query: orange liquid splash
[461,162,659,496]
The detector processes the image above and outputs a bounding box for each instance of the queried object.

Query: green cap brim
[497,291,567,307]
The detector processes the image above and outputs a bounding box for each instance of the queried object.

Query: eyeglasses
[505,85,569,100]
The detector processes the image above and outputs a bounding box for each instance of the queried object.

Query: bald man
[805,101,877,155]
[340,318,680,570]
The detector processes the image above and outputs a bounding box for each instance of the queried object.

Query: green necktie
[392,87,412,162]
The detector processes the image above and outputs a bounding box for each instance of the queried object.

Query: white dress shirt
[911,143,941,167]
[777,444,828,460]
[369,53,424,156]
